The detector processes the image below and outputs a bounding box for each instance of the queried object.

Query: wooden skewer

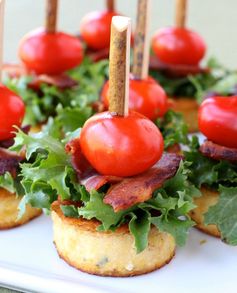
[0,0,5,82]
[175,0,187,28]
[132,0,150,80]
[108,16,131,116]
[45,0,58,33]
[106,0,115,12]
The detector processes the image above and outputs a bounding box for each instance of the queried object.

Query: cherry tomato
[80,10,118,50]
[18,28,83,75]
[80,111,164,177]
[198,96,237,148]
[0,85,25,141]
[101,76,168,120]
[152,27,206,66]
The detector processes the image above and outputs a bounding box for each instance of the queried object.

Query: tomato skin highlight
[152,27,206,66]
[18,28,84,75]
[80,111,164,177]
[101,76,168,120]
[80,10,118,50]
[198,96,237,148]
[0,85,25,141]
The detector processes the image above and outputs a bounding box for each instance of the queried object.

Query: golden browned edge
[190,187,221,238]
[0,188,42,230]
[52,201,175,277]
[56,245,175,277]
[169,97,199,133]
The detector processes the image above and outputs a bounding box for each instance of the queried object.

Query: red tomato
[18,28,83,75]
[101,76,168,120]
[80,111,164,177]
[152,27,206,66]
[0,85,25,141]
[80,10,118,50]
[198,96,237,148]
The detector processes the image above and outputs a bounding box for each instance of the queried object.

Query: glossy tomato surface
[101,76,168,120]
[19,28,83,75]
[198,96,237,148]
[80,10,118,50]
[152,27,206,66]
[0,85,25,140]
[80,111,164,177]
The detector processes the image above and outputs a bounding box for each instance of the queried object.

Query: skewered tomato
[198,96,237,148]
[80,10,118,50]
[102,76,168,120]
[0,85,25,140]
[152,27,206,66]
[18,28,83,75]
[80,111,164,177]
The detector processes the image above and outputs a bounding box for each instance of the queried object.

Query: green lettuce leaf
[150,57,237,103]
[156,110,189,149]
[0,172,15,193]
[205,186,237,245]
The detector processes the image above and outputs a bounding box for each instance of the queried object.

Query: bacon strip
[104,153,182,212]
[199,140,237,163]
[66,139,182,211]
[149,55,209,78]
[28,74,78,90]
[65,138,122,190]
[0,148,23,177]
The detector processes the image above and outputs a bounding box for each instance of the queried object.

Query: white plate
[0,212,237,293]
[1,133,237,293]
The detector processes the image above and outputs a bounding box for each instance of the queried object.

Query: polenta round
[190,187,220,237]
[0,188,42,229]
[52,202,176,277]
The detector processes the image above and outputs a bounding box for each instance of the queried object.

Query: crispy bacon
[0,148,23,177]
[66,139,182,211]
[28,74,78,90]
[149,55,209,78]
[104,153,182,212]
[199,140,237,163]
[65,138,122,190]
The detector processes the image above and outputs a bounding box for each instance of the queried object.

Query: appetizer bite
[0,0,41,229]
[102,0,188,151]
[14,16,198,276]
[0,85,41,229]
[186,96,237,243]
[150,0,211,132]
[3,0,109,134]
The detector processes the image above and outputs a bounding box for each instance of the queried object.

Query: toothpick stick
[0,0,5,82]
[175,0,187,28]
[109,16,131,116]
[45,0,58,33]
[132,0,150,80]
[106,0,115,12]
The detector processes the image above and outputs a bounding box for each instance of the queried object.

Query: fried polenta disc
[0,188,42,229]
[190,187,220,237]
[52,202,175,277]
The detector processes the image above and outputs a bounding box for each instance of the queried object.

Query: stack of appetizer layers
[1,0,237,277]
